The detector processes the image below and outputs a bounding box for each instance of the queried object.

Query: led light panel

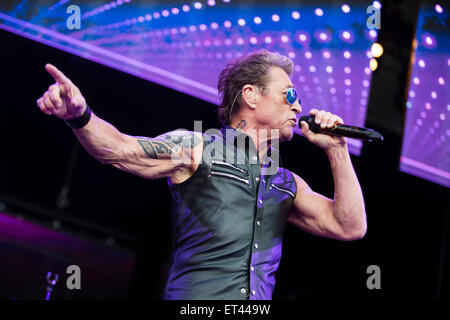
[400,2,449,187]
[1,0,378,155]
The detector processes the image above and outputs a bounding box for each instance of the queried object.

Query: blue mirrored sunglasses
[286,87,301,105]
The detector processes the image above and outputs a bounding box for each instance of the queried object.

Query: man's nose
[292,100,302,114]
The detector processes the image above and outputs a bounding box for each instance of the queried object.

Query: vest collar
[219,125,278,167]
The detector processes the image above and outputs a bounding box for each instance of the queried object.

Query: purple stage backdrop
[1,0,379,155]
[400,2,449,188]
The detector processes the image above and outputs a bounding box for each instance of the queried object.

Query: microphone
[299,115,384,142]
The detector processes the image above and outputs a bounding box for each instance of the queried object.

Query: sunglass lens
[286,88,297,104]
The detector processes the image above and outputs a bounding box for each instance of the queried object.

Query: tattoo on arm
[137,140,159,159]
[160,132,202,148]
[136,132,201,159]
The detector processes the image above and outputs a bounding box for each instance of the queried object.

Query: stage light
[340,30,354,43]
[435,4,443,13]
[371,43,384,58]
[194,2,202,9]
[413,77,420,84]
[438,77,445,85]
[315,8,323,16]
[418,59,426,68]
[369,58,378,71]
[272,14,280,22]
[238,18,246,26]
[297,32,309,43]
[254,17,262,24]
[182,5,190,12]
[422,33,437,49]
[292,11,300,20]
[172,8,179,15]
[316,30,331,43]
[341,4,350,13]
[373,1,382,9]
[224,20,231,28]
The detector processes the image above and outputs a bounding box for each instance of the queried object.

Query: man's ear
[242,84,258,108]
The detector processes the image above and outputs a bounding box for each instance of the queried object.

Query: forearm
[326,145,367,237]
[72,111,125,164]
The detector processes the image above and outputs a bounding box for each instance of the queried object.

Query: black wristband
[64,104,92,129]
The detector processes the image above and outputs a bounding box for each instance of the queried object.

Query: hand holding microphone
[299,109,383,143]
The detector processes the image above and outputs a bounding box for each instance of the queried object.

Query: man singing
[37,50,366,300]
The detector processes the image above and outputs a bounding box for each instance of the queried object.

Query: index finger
[45,63,71,84]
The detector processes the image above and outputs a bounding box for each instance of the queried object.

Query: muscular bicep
[109,130,203,180]
[288,173,349,241]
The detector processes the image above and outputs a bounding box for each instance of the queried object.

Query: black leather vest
[164,125,297,300]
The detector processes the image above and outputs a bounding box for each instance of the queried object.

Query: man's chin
[279,126,294,142]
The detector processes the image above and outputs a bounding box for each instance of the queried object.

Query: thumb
[300,121,314,140]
